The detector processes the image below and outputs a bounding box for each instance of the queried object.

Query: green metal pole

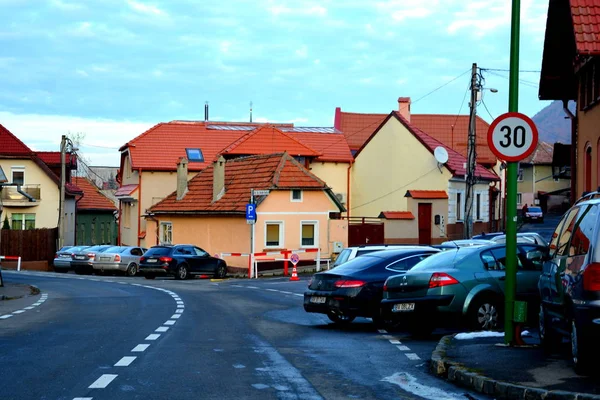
[504,0,521,345]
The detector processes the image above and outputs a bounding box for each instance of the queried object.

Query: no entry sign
[487,112,538,162]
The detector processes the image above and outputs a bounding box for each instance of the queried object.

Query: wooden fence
[0,228,57,263]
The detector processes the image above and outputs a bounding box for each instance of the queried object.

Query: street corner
[0,282,39,301]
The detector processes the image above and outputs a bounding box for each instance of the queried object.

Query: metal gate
[347,217,384,246]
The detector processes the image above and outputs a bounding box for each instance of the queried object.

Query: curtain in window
[266,224,280,246]
[301,224,315,246]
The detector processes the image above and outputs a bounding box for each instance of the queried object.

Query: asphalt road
[519,211,563,243]
[0,271,489,400]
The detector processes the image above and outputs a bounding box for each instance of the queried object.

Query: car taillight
[114,255,121,262]
[87,253,96,260]
[334,279,365,288]
[383,282,388,292]
[429,273,459,288]
[159,256,173,263]
[583,263,600,291]
[55,253,58,259]
[140,257,145,262]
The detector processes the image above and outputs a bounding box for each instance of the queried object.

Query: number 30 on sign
[487,112,538,162]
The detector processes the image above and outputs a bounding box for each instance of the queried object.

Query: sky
[0,0,551,167]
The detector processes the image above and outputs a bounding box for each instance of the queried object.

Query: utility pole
[464,63,479,239]
[58,135,66,250]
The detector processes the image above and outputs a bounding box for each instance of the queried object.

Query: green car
[380,244,546,335]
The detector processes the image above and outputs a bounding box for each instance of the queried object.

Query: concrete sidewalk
[430,332,600,399]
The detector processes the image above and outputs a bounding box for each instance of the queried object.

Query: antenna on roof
[250,101,253,123]
[204,101,209,122]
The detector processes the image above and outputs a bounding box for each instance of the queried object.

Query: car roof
[359,248,439,257]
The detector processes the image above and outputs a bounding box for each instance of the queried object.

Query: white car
[93,246,147,276]
[333,245,438,267]
[490,232,548,247]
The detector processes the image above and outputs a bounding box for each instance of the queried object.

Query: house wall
[535,165,570,193]
[0,158,60,229]
[578,98,600,197]
[516,164,570,207]
[308,162,349,207]
[351,118,453,218]
[447,181,491,239]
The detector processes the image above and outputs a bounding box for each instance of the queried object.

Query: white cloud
[359,77,375,84]
[295,44,308,58]
[313,59,321,65]
[126,0,167,17]
[76,69,88,77]
[396,78,407,85]
[49,0,84,11]
[220,40,232,53]
[268,3,326,17]
[0,111,155,166]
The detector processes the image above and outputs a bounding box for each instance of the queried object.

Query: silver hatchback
[93,246,147,276]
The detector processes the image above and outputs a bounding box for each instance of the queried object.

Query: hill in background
[531,100,576,144]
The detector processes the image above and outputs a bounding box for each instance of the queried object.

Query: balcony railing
[1,185,41,202]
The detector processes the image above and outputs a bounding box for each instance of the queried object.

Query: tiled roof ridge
[272,153,326,188]
[171,120,295,127]
[119,122,165,151]
[222,125,322,158]
[0,123,33,154]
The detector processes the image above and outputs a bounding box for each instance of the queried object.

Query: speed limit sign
[487,112,538,162]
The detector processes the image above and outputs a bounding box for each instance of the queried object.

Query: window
[569,205,598,257]
[517,168,524,181]
[265,221,283,247]
[186,148,204,162]
[291,190,303,202]
[160,222,172,245]
[456,192,462,221]
[386,254,432,272]
[11,167,24,185]
[11,213,35,230]
[476,193,481,220]
[556,208,580,256]
[301,221,318,247]
[517,193,522,205]
[193,247,208,257]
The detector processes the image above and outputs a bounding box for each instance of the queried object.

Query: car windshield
[333,249,352,266]
[528,207,542,212]
[330,254,383,273]
[105,246,125,253]
[145,247,173,256]
[410,248,473,270]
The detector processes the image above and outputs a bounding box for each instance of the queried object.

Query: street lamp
[58,135,78,249]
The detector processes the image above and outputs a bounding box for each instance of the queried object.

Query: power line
[480,67,541,73]
[481,99,495,122]
[484,70,539,89]
[79,142,120,150]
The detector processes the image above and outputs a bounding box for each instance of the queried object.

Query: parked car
[538,198,600,374]
[138,244,227,280]
[380,244,546,336]
[333,244,434,268]
[490,232,549,247]
[524,206,544,223]
[440,239,494,248]
[71,245,114,275]
[92,246,147,276]
[52,245,82,272]
[472,232,505,240]
[304,248,440,325]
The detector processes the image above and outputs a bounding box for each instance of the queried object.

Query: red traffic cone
[290,264,300,281]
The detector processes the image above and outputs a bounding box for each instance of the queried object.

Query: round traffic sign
[290,253,300,265]
[487,112,538,162]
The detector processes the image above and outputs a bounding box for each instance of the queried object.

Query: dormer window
[186,148,204,162]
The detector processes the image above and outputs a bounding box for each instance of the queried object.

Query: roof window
[186,148,204,162]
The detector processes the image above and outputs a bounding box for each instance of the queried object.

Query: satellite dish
[434,147,449,164]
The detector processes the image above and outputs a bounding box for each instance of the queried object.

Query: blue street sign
[246,204,257,221]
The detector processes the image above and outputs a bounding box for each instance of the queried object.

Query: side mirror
[526,250,543,261]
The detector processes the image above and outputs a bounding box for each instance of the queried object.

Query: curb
[430,334,600,400]
[0,284,40,301]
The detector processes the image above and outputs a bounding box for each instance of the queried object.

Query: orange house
[146,153,347,269]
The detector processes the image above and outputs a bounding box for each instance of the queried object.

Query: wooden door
[418,203,432,245]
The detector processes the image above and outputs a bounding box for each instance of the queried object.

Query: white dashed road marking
[132,344,150,352]
[114,356,137,367]
[397,345,411,351]
[164,320,176,326]
[0,315,13,319]
[171,314,181,319]
[0,292,49,320]
[156,326,169,332]
[405,353,421,360]
[389,339,401,344]
[88,374,118,388]
[73,397,93,400]
[146,334,161,340]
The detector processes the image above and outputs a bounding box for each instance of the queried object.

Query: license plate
[147,259,157,263]
[75,255,85,260]
[310,296,326,304]
[392,303,415,312]
[99,257,110,261]
[531,217,538,219]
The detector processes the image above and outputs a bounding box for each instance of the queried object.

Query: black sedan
[303,248,439,325]
[139,244,227,280]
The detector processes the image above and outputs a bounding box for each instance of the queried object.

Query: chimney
[213,155,226,202]
[398,97,411,122]
[176,157,189,200]
[204,101,209,122]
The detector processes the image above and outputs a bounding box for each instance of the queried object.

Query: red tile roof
[571,0,600,55]
[356,112,499,181]
[150,153,339,214]
[115,184,138,197]
[36,151,75,165]
[221,126,321,158]
[121,121,352,172]
[405,190,449,199]
[0,124,32,155]
[73,177,116,211]
[335,110,496,164]
[522,141,554,164]
[378,211,415,220]
[65,181,83,195]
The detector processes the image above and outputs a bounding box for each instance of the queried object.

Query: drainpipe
[16,185,36,202]
[137,168,143,247]
[117,200,122,245]
[346,161,353,217]
[562,100,577,204]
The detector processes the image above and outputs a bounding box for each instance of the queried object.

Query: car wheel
[571,320,591,375]
[469,297,501,331]
[144,274,156,280]
[126,263,138,277]
[175,264,188,280]
[215,263,227,279]
[327,310,356,324]
[539,304,561,354]
[54,268,68,273]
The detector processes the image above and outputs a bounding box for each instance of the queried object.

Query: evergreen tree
[2,215,10,230]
